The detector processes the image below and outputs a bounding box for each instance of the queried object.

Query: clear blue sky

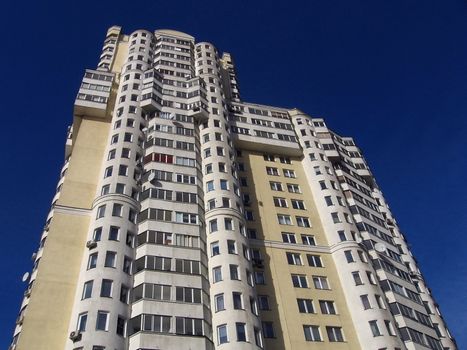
[0,0,465,348]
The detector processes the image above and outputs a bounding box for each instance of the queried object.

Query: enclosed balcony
[74,69,114,118]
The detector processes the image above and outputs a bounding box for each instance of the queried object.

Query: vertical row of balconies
[129,30,214,350]
[289,110,405,349]
[196,42,263,350]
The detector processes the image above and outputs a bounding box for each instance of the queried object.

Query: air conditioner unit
[24,289,31,298]
[69,331,82,342]
[86,240,97,249]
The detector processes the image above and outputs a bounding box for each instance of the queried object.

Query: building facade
[9,26,457,350]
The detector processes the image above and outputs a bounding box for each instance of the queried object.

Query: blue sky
[0,0,466,347]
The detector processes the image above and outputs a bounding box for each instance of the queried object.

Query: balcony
[73,69,114,119]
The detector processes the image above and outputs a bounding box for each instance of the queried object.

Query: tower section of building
[65,28,154,350]
[288,109,404,349]
[196,42,263,349]
[130,30,214,350]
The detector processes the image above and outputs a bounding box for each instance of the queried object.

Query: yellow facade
[16,117,110,350]
[240,151,360,349]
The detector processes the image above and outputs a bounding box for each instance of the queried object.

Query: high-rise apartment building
[9,26,457,350]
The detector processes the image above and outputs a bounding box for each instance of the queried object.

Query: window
[104,166,113,178]
[338,230,347,241]
[213,266,222,282]
[255,271,265,285]
[385,320,396,336]
[270,181,283,191]
[361,294,372,309]
[100,279,113,297]
[263,154,275,161]
[291,199,305,209]
[312,276,329,290]
[93,227,102,241]
[96,311,109,331]
[352,271,363,285]
[292,274,308,288]
[96,205,106,219]
[344,250,355,263]
[287,183,301,193]
[118,165,128,176]
[273,197,287,208]
[207,199,215,211]
[266,167,279,176]
[233,292,243,309]
[123,256,132,274]
[331,212,341,223]
[304,325,321,341]
[220,179,228,190]
[82,280,93,299]
[326,326,344,342]
[283,169,296,178]
[297,298,314,313]
[227,240,237,254]
[262,322,275,338]
[77,312,88,332]
[325,196,333,206]
[236,323,247,342]
[218,324,228,344]
[375,294,385,309]
[104,251,116,268]
[121,148,131,158]
[286,252,302,265]
[296,216,311,227]
[101,184,110,195]
[319,181,327,190]
[205,163,213,174]
[258,295,270,310]
[301,235,316,245]
[109,226,119,241]
[244,210,254,221]
[108,149,116,160]
[175,212,197,224]
[319,300,336,314]
[115,183,125,194]
[307,254,323,267]
[224,218,233,230]
[282,232,296,244]
[369,320,381,337]
[215,294,225,312]
[87,253,98,269]
[120,285,129,304]
[116,316,125,336]
[277,214,292,225]
[211,241,220,256]
[112,203,123,217]
[209,219,218,233]
[367,271,377,285]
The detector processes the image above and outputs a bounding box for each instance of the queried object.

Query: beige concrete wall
[16,117,109,350]
[241,150,361,349]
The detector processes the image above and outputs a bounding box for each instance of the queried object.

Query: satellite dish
[148,172,156,182]
[22,272,30,282]
[374,243,387,253]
